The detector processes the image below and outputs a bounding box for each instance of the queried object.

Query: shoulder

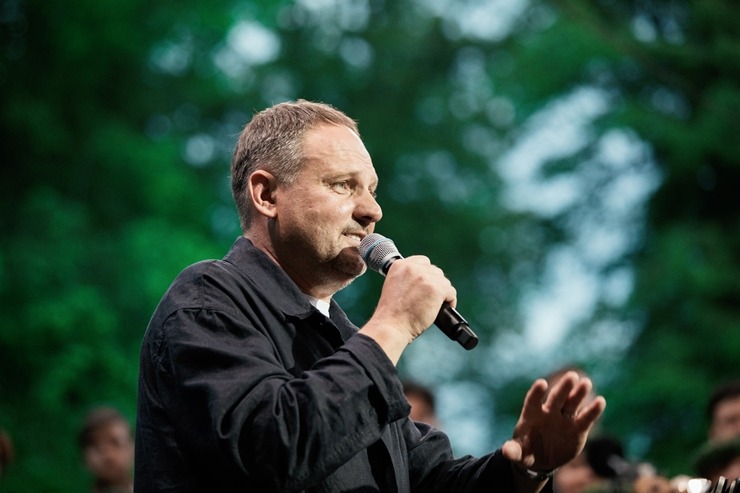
[139,257,261,363]
[163,258,244,310]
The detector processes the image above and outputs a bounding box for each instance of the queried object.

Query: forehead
[301,124,377,178]
[90,421,131,440]
[716,396,740,413]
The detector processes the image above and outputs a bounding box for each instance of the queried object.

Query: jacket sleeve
[143,304,409,491]
[406,420,555,493]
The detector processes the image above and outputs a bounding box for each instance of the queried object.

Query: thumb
[501,440,523,463]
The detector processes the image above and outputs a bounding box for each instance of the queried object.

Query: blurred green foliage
[1,0,739,489]
[547,0,740,475]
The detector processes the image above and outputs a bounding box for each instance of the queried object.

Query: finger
[446,285,457,308]
[521,379,549,417]
[560,378,593,418]
[544,371,577,414]
[404,255,432,266]
[574,396,606,430]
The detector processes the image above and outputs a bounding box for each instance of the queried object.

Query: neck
[94,478,132,493]
[243,232,341,302]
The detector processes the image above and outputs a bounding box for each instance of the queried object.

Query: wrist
[511,463,559,482]
[358,322,410,365]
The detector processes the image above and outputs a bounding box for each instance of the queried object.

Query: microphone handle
[375,249,479,350]
[435,303,479,350]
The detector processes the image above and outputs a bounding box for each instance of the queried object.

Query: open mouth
[343,231,366,243]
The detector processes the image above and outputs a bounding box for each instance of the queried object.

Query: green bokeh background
[1,0,739,489]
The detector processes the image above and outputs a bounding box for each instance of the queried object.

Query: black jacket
[135,236,526,492]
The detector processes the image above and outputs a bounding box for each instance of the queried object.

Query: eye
[331,181,351,193]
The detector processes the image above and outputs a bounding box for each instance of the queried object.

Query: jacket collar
[223,236,316,319]
[223,237,358,339]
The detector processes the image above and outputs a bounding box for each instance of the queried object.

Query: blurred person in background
[706,380,740,443]
[693,437,740,485]
[580,436,671,493]
[671,380,740,493]
[0,428,14,479]
[553,446,599,493]
[79,407,134,493]
[402,379,439,427]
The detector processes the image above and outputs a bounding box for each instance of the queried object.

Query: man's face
[270,124,382,295]
[553,452,600,493]
[710,395,740,442]
[709,456,740,484]
[83,421,134,484]
[405,393,438,427]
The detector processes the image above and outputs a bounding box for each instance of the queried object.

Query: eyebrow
[324,170,378,187]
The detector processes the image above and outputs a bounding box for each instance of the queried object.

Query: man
[135,99,606,492]
[0,428,13,480]
[686,380,740,487]
[707,380,740,443]
[694,437,740,485]
[552,448,599,493]
[403,380,439,427]
[79,407,134,493]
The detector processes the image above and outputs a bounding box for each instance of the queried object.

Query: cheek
[84,450,103,469]
[336,202,353,214]
[303,202,348,226]
[299,209,324,232]
[725,461,740,480]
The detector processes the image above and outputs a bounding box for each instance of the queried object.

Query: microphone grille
[359,233,400,274]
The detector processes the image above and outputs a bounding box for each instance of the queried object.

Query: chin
[334,248,367,279]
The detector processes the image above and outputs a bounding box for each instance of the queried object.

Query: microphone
[585,436,638,481]
[359,233,479,350]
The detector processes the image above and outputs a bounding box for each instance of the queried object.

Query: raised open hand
[502,371,606,474]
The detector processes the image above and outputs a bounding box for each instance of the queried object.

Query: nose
[354,189,383,226]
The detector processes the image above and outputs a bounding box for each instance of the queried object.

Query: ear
[248,170,279,219]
